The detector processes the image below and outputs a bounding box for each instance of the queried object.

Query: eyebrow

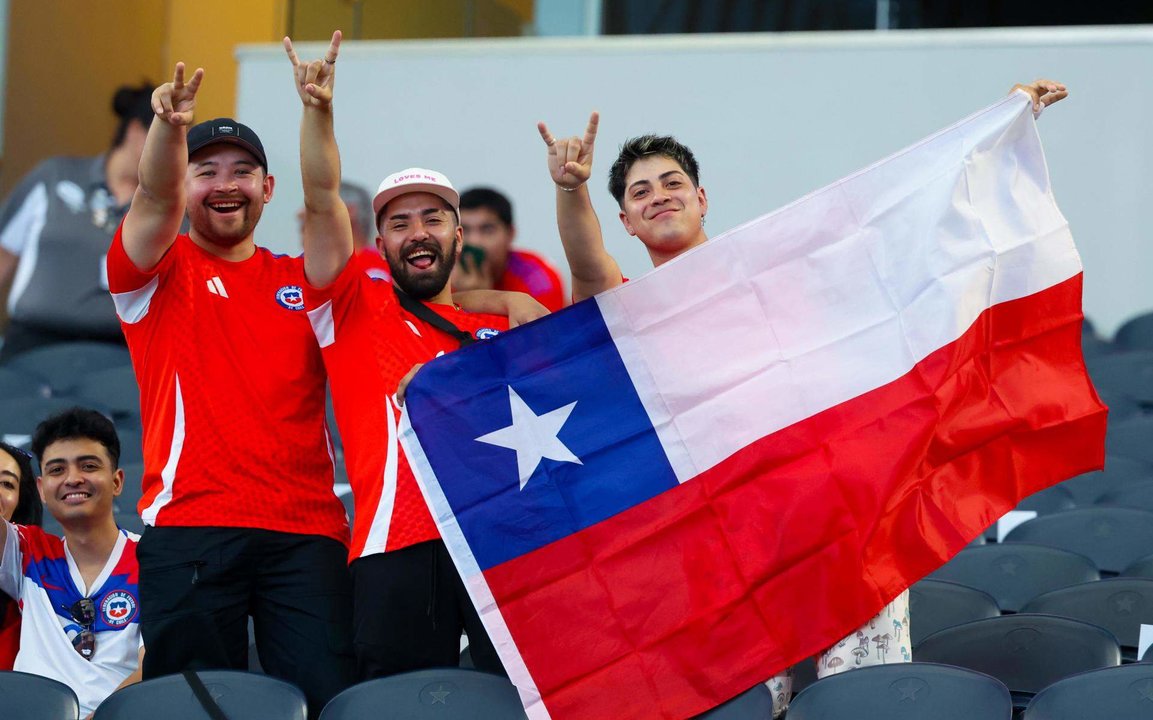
[43,454,104,467]
[387,207,449,222]
[627,170,687,193]
[193,159,257,169]
[0,469,18,481]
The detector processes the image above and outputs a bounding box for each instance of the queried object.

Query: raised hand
[284,30,341,108]
[151,62,204,127]
[538,111,599,190]
[1011,78,1068,114]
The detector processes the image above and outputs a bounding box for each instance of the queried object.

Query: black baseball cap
[186,118,268,171]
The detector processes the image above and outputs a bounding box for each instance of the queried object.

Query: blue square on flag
[405,300,679,570]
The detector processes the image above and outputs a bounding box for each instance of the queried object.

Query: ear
[375,234,386,256]
[36,476,46,504]
[452,226,464,259]
[112,468,125,497]
[619,210,637,237]
[697,186,708,217]
[263,173,276,203]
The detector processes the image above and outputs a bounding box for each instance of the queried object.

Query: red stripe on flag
[482,273,1106,719]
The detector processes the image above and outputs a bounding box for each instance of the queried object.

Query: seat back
[0,670,80,720]
[691,684,775,718]
[7,342,131,395]
[93,670,307,720]
[1060,456,1153,505]
[1022,663,1153,719]
[929,543,1099,612]
[1003,507,1153,575]
[318,668,526,719]
[786,662,1013,720]
[908,579,1000,645]
[1022,577,1153,659]
[1113,312,1153,351]
[914,614,1121,707]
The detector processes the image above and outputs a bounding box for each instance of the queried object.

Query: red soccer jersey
[306,258,508,560]
[497,248,566,312]
[106,229,348,544]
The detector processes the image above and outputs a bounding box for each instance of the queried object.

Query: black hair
[31,407,121,469]
[111,82,157,148]
[607,134,701,206]
[459,187,513,227]
[0,442,42,527]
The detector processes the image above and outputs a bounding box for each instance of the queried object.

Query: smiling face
[185,144,275,252]
[618,155,708,266]
[377,191,463,303]
[37,438,123,527]
[0,449,21,523]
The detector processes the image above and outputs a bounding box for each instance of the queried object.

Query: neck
[104,146,139,206]
[189,231,258,262]
[428,287,455,306]
[648,230,709,267]
[63,516,121,566]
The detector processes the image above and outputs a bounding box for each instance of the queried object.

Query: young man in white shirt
[0,407,143,718]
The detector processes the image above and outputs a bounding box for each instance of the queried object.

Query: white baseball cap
[372,168,460,221]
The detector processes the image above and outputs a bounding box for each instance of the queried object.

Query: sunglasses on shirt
[68,597,96,660]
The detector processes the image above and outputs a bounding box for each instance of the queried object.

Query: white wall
[237,26,1153,337]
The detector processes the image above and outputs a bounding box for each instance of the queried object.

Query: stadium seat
[93,670,307,720]
[692,684,775,718]
[75,364,141,428]
[1107,416,1153,464]
[1113,311,1153,351]
[116,427,144,466]
[785,662,1013,719]
[116,462,145,515]
[0,396,94,436]
[1060,455,1153,505]
[1016,483,1078,514]
[1122,553,1153,578]
[914,614,1121,709]
[1002,507,1153,575]
[0,670,80,720]
[0,366,49,400]
[908,579,1000,645]
[6,341,131,395]
[1096,388,1142,421]
[318,668,525,719]
[1086,350,1153,403]
[928,543,1099,612]
[1021,577,1153,661]
[1098,481,1153,512]
[1022,663,1153,719]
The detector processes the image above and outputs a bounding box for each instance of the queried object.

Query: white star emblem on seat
[475,386,582,490]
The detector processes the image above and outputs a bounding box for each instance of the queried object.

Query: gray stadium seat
[1123,553,1153,579]
[1060,455,1153,505]
[908,579,1000,645]
[982,484,1078,542]
[1002,507,1153,575]
[0,396,93,436]
[692,684,775,718]
[1098,481,1153,512]
[116,462,145,515]
[93,670,307,720]
[928,543,1099,612]
[1023,663,1153,719]
[1096,388,1142,422]
[0,670,80,720]
[0,366,49,400]
[116,428,144,466]
[1021,577,1153,661]
[1086,350,1153,403]
[6,341,131,395]
[1113,311,1153,351]
[318,668,525,719]
[1107,416,1153,464]
[914,614,1121,709]
[786,662,1013,720]
[75,364,141,428]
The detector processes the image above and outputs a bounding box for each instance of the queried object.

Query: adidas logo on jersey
[206,276,229,298]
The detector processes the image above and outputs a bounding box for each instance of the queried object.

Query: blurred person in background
[299,180,390,280]
[0,83,155,362]
[452,186,566,311]
[0,441,43,670]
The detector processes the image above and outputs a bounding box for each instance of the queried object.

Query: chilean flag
[399,94,1107,719]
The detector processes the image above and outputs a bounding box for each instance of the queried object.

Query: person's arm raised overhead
[286,31,354,289]
[538,112,622,302]
[120,62,204,271]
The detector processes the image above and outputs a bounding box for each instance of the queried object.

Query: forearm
[135,116,187,213]
[300,105,353,288]
[556,185,621,301]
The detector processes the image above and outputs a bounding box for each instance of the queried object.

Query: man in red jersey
[453,187,566,312]
[107,60,354,718]
[284,35,544,679]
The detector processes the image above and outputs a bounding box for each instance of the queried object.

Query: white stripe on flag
[597,94,1082,483]
[399,406,552,720]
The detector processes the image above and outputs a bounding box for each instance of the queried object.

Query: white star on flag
[475,386,582,490]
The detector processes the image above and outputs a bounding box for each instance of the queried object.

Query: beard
[388,240,458,300]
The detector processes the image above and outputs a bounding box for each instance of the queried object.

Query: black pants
[137,527,355,719]
[350,540,506,680]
